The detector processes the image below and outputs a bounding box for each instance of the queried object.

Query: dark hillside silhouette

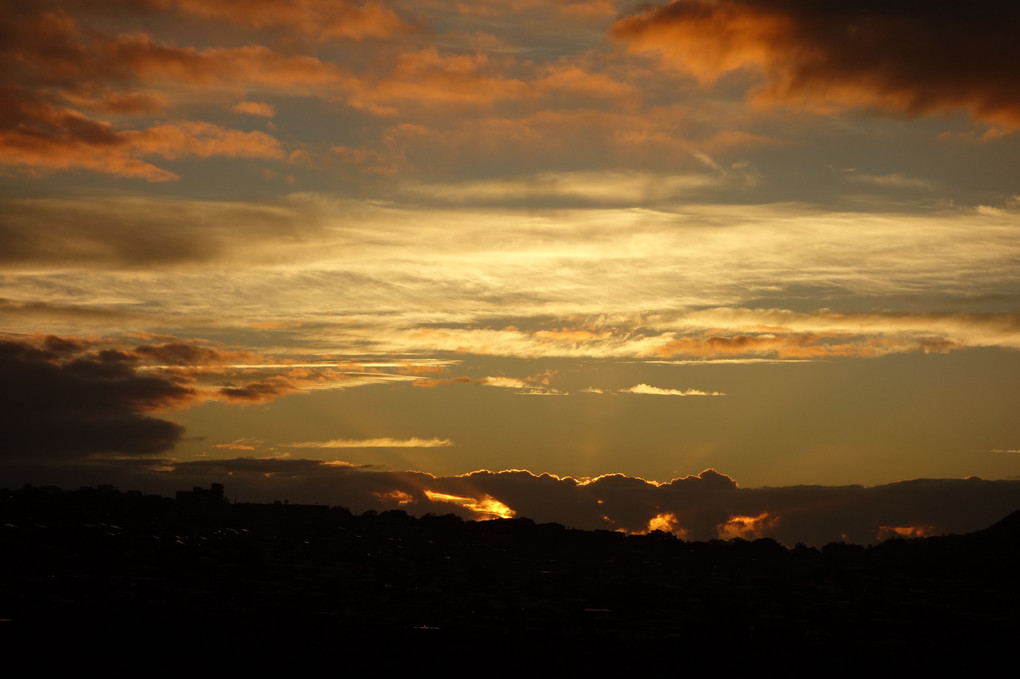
[2,484,1017,669]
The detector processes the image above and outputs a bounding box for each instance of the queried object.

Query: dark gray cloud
[0,336,192,460]
[0,197,312,268]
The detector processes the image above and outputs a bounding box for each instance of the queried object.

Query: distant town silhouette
[3,482,1018,669]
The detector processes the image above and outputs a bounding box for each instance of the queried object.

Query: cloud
[0,5,346,180]
[62,461,1014,546]
[213,440,259,451]
[215,368,416,403]
[232,99,275,115]
[286,437,453,448]
[110,38,350,89]
[218,375,302,402]
[345,47,534,113]
[717,511,778,540]
[937,127,1016,143]
[479,376,528,389]
[133,342,257,366]
[0,114,283,182]
[645,512,688,537]
[0,195,323,268]
[423,490,515,519]
[613,0,1020,127]
[410,373,562,395]
[850,173,935,191]
[11,451,1020,546]
[0,336,192,460]
[533,63,640,100]
[126,122,283,160]
[658,309,1020,353]
[654,333,963,360]
[3,196,1017,359]
[0,334,437,433]
[401,170,723,206]
[622,384,725,396]
[875,524,937,540]
[167,0,414,41]
[412,376,474,388]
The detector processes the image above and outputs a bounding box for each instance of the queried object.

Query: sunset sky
[2,1,1019,543]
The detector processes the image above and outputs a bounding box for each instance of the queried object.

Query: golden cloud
[168,0,413,41]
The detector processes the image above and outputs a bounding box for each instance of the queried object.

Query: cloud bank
[9,458,1020,547]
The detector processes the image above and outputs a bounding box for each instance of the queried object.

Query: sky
[2,0,1019,544]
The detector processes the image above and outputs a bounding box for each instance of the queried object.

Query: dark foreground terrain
[2,484,1018,670]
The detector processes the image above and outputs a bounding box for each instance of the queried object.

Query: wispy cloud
[5,197,1017,351]
[851,173,935,191]
[480,376,528,389]
[286,437,453,448]
[622,384,725,397]
[231,101,276,117]
[402,171,724,206]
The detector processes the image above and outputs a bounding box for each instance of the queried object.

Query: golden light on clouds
[374,490,414,505]
[876,525,939,541]
[646,512,689,538]
[287,438,453,448]
[717,513,779,540]
[623,384,725,397]
[423,491,516,520]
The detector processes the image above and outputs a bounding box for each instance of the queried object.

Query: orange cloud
[131,342,259,367]
[646,512,689,538]
[613,0,1020,127]
[374,489,414,505]
[347,48,534,112]
[127,122,283,160]
[412,376,474,388]
[109,38,350,88]
[232,101,275,117]
[423,490,516,520]
[394,362,450,376]
[717,512,778,540]
[0,125,178,182]
[0,6,348,179]
[168,0,413,41]
[215,367,375,403]
[534,64,639,100]
[0,117,282,182]
[876,525,939,541]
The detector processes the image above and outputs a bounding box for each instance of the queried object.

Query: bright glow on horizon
[423,490,516,520]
